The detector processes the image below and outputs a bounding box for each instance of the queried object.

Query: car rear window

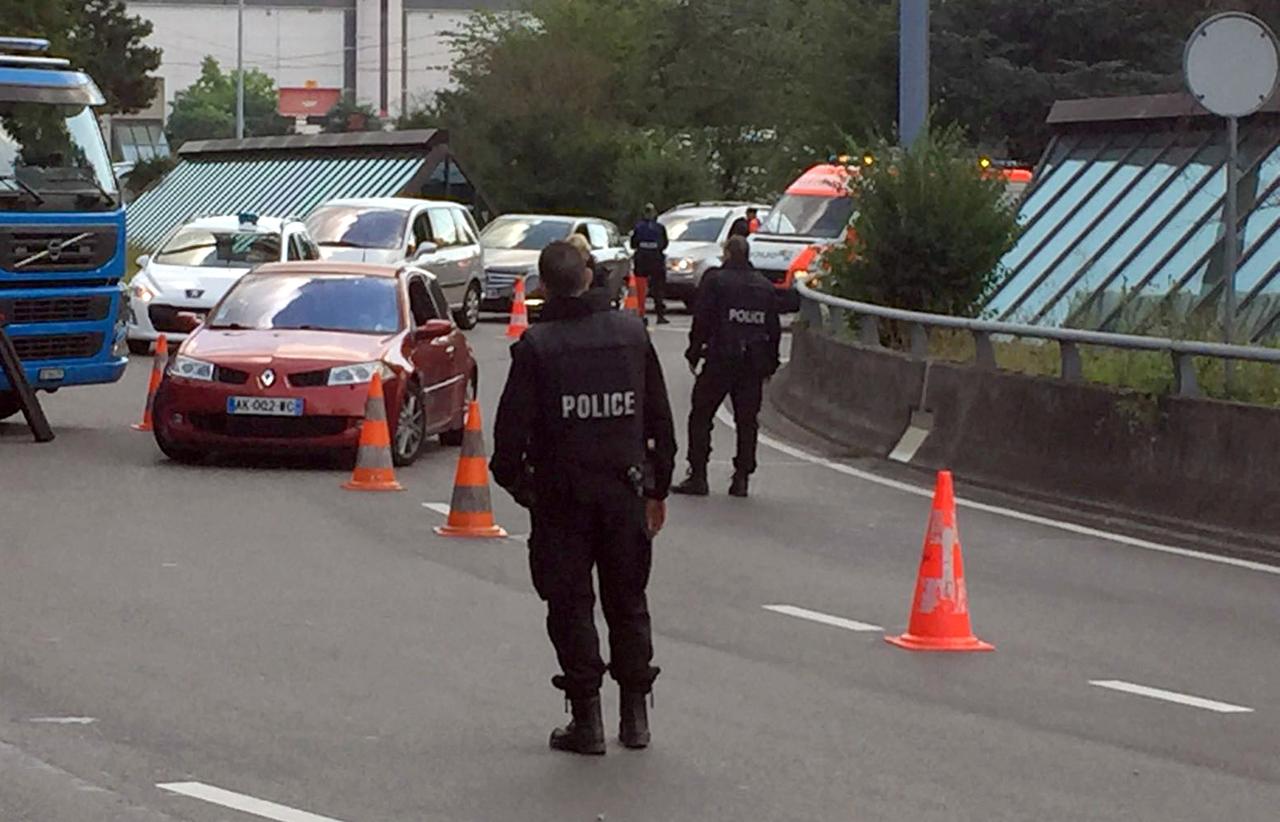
[154,228,281,267]
[208,274,401,334]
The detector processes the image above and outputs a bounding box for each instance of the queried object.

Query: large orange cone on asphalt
[435,400,507,538]
[885,471,994,652]
[342,372,404,492]
[623,274,641,316]
[131,334,168,432]
[506,276,529,339]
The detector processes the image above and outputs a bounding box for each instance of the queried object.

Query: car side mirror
[173,311,203,333]
[414,318,453,341]
[135,254,150,269]
[413,241,439,259]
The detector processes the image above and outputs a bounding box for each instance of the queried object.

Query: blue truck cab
[0,37,128,420]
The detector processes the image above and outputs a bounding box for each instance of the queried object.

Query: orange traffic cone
[885,471,994,652]
[623,274,641,316]
[131,334,168,432]
[342,372,404,492]
[506,276,529,339]
[435,400,507,538]
[633,274,648,318]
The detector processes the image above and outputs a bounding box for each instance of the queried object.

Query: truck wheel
[0,392,20,421]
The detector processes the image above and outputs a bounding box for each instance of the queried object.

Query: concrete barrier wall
[770,326,1280,543]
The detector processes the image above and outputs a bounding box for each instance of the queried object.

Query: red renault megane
[151,262,476,465]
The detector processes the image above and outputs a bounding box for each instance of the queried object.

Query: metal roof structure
[987,92,1280,342]
[125,130,490,250]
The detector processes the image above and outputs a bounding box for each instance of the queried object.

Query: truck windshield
[760,193,855,240]
[0,102,117,211]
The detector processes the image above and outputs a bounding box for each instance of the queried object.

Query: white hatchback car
[305,198,487,328]
[127,213,318,354]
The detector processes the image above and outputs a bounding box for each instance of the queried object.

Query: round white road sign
[1185,12,1280,118]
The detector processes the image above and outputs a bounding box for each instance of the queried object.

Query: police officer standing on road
[630,203,670,324]
[491,241,677,755]
[672,235,780,498]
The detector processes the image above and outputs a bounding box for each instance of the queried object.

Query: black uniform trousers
[528,484,658,699]
[687,361,764,475]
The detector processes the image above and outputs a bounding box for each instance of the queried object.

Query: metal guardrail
[795,280,1280,398]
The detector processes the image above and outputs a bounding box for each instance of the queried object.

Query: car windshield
[480,217,574,250]
[154,227,281,267]
[660,213,728,243]
[306,206,406,250]
[0,102,117,212]
[208,274,401,334]
[760,194,856,239]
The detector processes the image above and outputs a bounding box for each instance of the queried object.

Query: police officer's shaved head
[642,203,657,219]
[746,207,758,216]
[540,241,590,297]
[723,235,750,266]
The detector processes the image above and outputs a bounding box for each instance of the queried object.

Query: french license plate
[226,396,304,417]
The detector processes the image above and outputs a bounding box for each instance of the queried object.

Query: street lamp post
[235,0,245,140]
[899,0,930,147]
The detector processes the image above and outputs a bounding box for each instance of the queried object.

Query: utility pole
[235,0,245,140]
[899,0,930,146]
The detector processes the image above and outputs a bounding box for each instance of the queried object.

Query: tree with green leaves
[824,125,1021,318]
[166,57,291,149]
[322,98,384,134]
[0,0,161,114]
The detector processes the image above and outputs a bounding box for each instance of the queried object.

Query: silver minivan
[306,197,487,328]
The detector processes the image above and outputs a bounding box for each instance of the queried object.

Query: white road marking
[715,407,1280,577]
[158,782,346,822]
[1088,680,1253,714]
[26,716,96,724]
[763,604,883,632]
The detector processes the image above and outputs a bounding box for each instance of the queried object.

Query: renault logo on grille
[259,368,276,388]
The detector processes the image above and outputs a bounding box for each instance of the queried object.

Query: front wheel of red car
[392,380,428,467]
[153,422,204,464]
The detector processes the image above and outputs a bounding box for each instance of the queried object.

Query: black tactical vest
[522,307,649,490]
[710,268,776,367]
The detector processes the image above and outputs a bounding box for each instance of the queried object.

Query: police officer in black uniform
[492,241,677,755]
[672,235,781,498]
[629,203,670,324]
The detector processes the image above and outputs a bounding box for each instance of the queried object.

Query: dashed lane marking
[715,407,1280,577]
[763,604,883,632]
[158,782,346,822]
[422,502,527,541]
[26,716,96,724]
[1088,680,1253,714]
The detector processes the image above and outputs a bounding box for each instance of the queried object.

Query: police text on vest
[728,308,767,324]
[562,391,637,420]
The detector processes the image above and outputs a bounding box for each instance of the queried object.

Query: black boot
[671,466,709,496]
[619,691,650,749]
[655,315,670,325]
[728,472,749,498]
[549,695,606,755]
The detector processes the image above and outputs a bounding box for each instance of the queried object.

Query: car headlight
[668,257,695,274]
[524,273,542,297]
[169,354,215,381]
[132,280,156,303]
[327,361,388,387]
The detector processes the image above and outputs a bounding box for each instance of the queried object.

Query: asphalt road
[2,312,1279,822]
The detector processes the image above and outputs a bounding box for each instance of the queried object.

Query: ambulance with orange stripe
[750,156,1032,298]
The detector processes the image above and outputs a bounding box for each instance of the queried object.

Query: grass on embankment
[921,328,1280,406]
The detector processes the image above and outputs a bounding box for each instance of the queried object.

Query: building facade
[128,0,515,121]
